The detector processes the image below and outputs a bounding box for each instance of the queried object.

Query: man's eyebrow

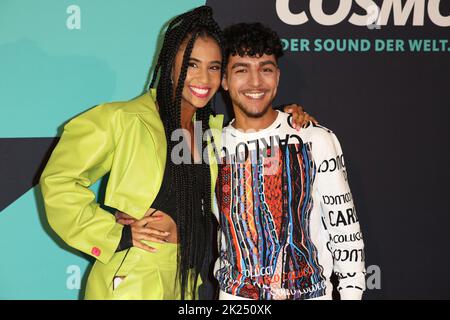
[260,61,278,67]
[231,61,278,69]
[189,57,222,65]
[231,62,250,69]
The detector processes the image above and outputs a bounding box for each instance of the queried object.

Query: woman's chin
[194,103,208,109]
[190,99,211,109]
[182,94,214,110]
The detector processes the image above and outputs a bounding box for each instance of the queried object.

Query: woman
[40,6,312,300]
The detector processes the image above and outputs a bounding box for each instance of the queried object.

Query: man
[213,23,365,300]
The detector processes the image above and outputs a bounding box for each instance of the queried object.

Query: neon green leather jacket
[40,90,223,265]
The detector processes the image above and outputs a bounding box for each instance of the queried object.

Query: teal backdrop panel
[0,0,205,138]
[0,0,205,300]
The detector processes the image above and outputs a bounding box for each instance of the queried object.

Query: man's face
[222,53,280,118]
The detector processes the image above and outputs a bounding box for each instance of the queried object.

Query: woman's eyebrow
[189,57,221,65]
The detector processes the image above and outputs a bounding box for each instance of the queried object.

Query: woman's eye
[188,62,198,68]
[236,69,246,73]
[210,65,221,71]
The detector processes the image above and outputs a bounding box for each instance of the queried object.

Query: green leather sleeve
[40,104,124,264]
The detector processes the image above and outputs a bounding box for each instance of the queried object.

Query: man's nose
[248,70,262,87]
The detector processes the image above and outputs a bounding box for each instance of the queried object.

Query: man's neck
[232,107,278,132]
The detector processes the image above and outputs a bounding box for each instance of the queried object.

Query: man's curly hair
[223,22,284,60]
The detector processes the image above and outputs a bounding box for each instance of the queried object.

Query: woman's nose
[198,67,210,84]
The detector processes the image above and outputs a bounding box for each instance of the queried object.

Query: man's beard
[235,100,273,119]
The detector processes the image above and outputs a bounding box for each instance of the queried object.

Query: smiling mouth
[243,91,266,100]
[189,86,211,98]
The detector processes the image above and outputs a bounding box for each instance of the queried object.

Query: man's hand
[283,104,318,130]
[115,211,137,225]
[115,211,169,253]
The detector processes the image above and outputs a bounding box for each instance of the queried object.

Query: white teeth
[244,92,265,99]
[190,87,209,95]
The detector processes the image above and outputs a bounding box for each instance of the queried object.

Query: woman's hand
[115,211,169,253]
[283,104,318,130]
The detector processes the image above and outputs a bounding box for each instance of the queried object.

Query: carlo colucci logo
[65,264,382,291]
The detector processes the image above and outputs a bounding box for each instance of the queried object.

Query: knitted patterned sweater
[213,111,366,300]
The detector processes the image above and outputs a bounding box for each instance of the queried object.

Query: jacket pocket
[109,247,142,291]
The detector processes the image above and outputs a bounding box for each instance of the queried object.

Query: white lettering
[276,0,447,26]
[66,265,81,290]
[66,5,81,30]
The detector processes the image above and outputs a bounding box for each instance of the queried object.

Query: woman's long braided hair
[149,6,225,299]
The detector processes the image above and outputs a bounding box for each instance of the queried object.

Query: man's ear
[276,68,281,86]
[221,75,229,91]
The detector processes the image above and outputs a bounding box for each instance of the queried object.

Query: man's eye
[235,69,246,73]
[263,68,274,73]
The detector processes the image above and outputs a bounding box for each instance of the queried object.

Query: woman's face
[172,35,222,110]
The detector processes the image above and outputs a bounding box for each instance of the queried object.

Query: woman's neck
[180,101,196,130]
